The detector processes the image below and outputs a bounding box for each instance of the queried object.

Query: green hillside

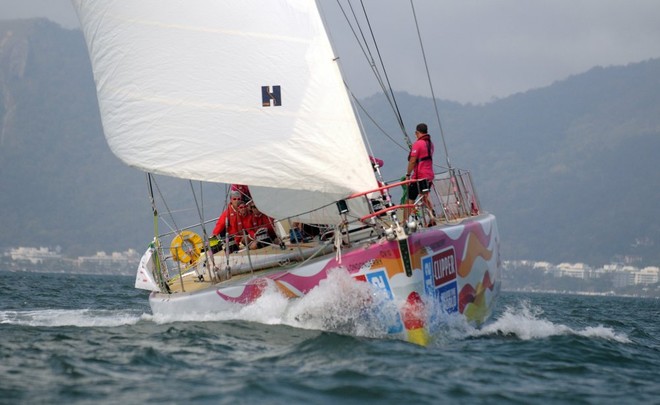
[0,19,152,256]
[361,60,660,266]
[1,19,658,265]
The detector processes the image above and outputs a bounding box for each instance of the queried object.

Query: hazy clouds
[2,0,659,103]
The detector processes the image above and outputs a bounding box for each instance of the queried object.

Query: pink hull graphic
[150,213,500,342]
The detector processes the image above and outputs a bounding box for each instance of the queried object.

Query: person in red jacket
[245,203,281,249]
[212,191,250,253]
[230,184,251,202]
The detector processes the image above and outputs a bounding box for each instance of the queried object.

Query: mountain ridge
[1,19,658,266]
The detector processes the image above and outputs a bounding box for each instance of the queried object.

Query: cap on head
[416,123,428,134]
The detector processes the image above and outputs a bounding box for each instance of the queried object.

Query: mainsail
[73,0,378,222]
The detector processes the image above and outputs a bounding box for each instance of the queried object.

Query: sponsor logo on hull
[423,247,458,314]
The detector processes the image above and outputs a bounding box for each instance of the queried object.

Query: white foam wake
[0,309,147,327]
[470,300,631,343]
[148,268,399,339]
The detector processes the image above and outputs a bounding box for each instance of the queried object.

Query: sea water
[0,270,658,404]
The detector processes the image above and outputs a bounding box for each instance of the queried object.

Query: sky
[1,0,659,104]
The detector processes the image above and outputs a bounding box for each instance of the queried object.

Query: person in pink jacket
[405,123,435,222]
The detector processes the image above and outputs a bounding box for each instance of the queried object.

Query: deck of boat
[165,241,327,294]
[162,213,477,295]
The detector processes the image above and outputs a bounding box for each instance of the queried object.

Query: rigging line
[199,181,204,222]
[189,180,217,276]
[147,173,162,210]
[350,86,390,193]
[334,0,403,140]
[339,0,377,74]
[146,173,157,216]
[154,217,177,238]
[432,161,450,171]
[146,174,160,253]
[357,0,411,148]
[342,1,393,105]
[146,173,168,292]
[151,175,182,236]
[188,180,209,238]
[348,88,409,152]
[410,0,451,168]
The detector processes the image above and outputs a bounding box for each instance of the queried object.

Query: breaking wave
[470,300,631,343]
[149,268,401,339]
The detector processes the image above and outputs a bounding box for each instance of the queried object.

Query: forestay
[73,0,378,222]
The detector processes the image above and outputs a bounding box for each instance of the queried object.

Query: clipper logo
[261,85,282,107]
[422,247,458,313]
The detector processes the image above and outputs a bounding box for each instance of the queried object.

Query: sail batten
[73,0,378,220]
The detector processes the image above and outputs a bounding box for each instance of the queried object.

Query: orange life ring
[170,231,204,263]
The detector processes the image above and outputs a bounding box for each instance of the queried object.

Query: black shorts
[408,179,429,202]
[408,182,422,201]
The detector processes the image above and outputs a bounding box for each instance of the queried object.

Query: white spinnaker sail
[72,0,378,221]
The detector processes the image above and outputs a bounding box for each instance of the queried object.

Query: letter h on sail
[262,85,282,107]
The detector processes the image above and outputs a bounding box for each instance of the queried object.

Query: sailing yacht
[73,0,501,345]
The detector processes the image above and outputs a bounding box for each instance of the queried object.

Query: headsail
[73,0,378,221]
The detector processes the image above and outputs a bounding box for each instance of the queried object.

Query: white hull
[148,213,501,344]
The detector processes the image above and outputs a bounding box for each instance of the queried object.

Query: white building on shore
[7,247,62,264]
[554,262,592,279]
[76,249,139,267]
[503,260,659,289]
[635,267,659,284]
